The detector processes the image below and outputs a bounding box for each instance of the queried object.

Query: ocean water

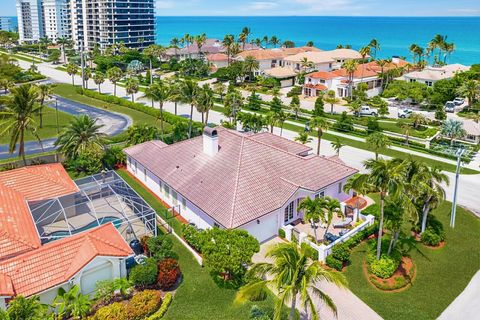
[156,16,480,65]
[7,16,480,65]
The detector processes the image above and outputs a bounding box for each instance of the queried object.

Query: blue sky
[3,0,480,16]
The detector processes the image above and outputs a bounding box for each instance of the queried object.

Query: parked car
[398,108,413,118]
[453,97,465,106]
[356,106,378,117]
[444,101,456,113]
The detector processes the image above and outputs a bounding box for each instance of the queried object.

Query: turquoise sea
[156,16,480,65]
[7,16,480,65]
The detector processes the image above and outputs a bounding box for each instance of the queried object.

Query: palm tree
[56,36,71,64]
[0,78,14,94]
[342,60,358,98]
[240,27,251,50]
[83,66,92,90]
[323,90,339,115]
[222,34,235,65]
[195,33,207,57]
[66,62,78,86]
[319,197,342,241]
[93,72,105,93]
[106,66,123,97]
[179,79,199,138]
[144,44,163,84]
[441,119,466,146]
[298,197,322,243]
[306,41,314,47]
[243,56,259,81]
[37,83,53,128]
[289,95,301,119]
[366,132,390,160]
[310,117,330,155]
[331,138,344,156]
[344,158,406,260]
[0,84,42,165]
[55,115,106,160]
[300,57,314,73]
[410,112,426,129]
[456,79,479,106]
[170,37,180,56]
[269,36,280,48]
[294,132,312,145]
[398,121,412,146]
[125,77,139,102]
[224,88,244,127]
[198,84,214,124]
[358,46,371,80]
[276,111,288,137]
[213,82,226,101]
[368,39,380,59]
[236,242,347,320]
[6,295,47,319]
[376,59,389,89]
[142,81,173,138]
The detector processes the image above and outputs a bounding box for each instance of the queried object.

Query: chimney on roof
[203,127,219,156]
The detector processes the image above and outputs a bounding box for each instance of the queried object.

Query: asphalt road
[0,96,132,160]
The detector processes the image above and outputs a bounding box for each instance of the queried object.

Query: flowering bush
[125,290,162,320]
[157,258,181,290]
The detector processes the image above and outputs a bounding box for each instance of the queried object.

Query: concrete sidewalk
[438,271,480,320]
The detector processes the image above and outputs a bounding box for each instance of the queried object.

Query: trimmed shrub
[326,255,343,271]
[90,302,128,320]
[146,293,173,320]
[343,224,378,249]
[147,235,177,261]
[129,258,158,288]
[125,290,162,320]
[181,224,204,253]
[369,255,399,279]
[157,258,181,290]
[278,228,286,239]
[250,305,271,320]
[331,243,351,263]
[421,228,444,246]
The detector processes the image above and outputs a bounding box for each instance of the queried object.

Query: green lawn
[344,201,480,320]
[52,83,171,131]
[116,169,287,320]
[0,105,74,144]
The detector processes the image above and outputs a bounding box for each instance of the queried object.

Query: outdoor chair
[333,217,353,229]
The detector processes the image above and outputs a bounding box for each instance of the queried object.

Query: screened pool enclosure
[28,171,157,244]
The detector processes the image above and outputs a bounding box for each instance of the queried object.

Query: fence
[282,213,376,262]
[0,153,63,170]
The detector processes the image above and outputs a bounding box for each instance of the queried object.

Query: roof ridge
[24,164,75,191]
[228,136,246,228]
[0,229,39,251]
[88,230,132,255]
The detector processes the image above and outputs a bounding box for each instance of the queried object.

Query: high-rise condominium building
[43,0,70,42]
[0,17,13,31]
[16,0,155,51]
[16,0,45,43]
[71,0,155,51]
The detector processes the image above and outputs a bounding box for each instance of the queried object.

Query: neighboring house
[236,46,321,75]
[0,165,156,309]
[303,58,409,98]
[284,48,364,73]
[401,63,470,87]
[165,38,259,60]
[462,120,480,144]
[124,127,358,243]
[263,67,298,87]
[207,53,229,72]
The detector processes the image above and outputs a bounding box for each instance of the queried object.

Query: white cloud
[249,1,279,10]
[156,1,175,9]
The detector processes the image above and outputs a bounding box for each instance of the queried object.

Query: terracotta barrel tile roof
[306,71,339,80]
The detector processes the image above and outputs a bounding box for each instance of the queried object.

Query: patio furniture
[325,232,340,243]
[333,217,353,229]
[339,229,349,237]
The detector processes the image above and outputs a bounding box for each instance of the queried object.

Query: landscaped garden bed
[365,256,416,292]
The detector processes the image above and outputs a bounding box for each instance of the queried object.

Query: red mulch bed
[364,256,416,292]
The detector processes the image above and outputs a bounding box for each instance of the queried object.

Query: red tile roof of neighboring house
[306,71,339,80]
[0,164,79,261]
[332,64,379,79]
[0,273,14,296]
[0,223,132,297]
[125,128,357,228]
[305,83,328,91]
[207,53,229,62]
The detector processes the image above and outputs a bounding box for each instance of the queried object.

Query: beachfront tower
[16,0,45,43]
[43,0,71,42]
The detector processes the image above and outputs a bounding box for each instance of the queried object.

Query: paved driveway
[253,238,383,320]
[0,96,132,160]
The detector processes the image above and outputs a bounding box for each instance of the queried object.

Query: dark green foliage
[286,86,302,97]
[421,228,443,246]
[343,224,378,249]
[278,228,286,239]
[129,258,158,288]
[368,254,399,279]
[313,96,324,116]
[147,235,177,261]
[333,111,354,132]
[103,146,126,169]
[326,255,343,271]
[181,224,204,253]
[367,118,381,133]
[270,96,283,114]
[435,107,447,120]
[332,243,351,262]
[246,91,262,110]
[430,78,459,106]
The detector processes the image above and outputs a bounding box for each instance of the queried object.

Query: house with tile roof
[400,63,470,87]
[124,127,358,243]
[284,48,365,73]
[303,57,409,98]
[0,164,157,310]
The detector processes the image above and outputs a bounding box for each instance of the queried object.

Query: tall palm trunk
[72,75,75,86]
[387,230,400,256]
[39,101,44,128]
[19,130,26,166]
[201,112,204,124]
[114,83,117,97]
[289,291,298,320]
[205,110,210,125]
[174,102,178,115]
[62,45,66,64]
[188,104,194,138]
[98,84,101,94]
[376,194,386,260]
[421,197,432,233]
[311,219,319,243]
[131,94,134,102]
[159,102,165,140]
[316,130,322,155]
[149,59,153,85]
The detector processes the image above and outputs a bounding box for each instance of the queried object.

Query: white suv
[356,106,378,117]
[398,108,413,118]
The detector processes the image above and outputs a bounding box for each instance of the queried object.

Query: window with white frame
[181,197,187,210]
[171,190,178,205]
[284,201,294,223]
[164,184,170,198]
[315,191,325,199]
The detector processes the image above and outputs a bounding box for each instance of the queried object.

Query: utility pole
[450,146,465,228]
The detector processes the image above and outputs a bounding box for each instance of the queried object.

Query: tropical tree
[456,79,479,106]
[0,84,41,165]
[319,197,342,240]
[368,39,380,59]
[310,117,330,155]
[243,56,259,81]
[236,242,347,320]
[83,66,92,90]
[359,46,371,79]
[298,197,322,243]
[222,34,235,65]
[224,88,244,126]
[331,138,344,156]
[213,82,226,101]
[143,44,163,84]
[366,132,390,160]
[142,81,173,137]
[306,41,314,47]
[344,158,407,260]
[300,57,314,73]
[276,110,288,137]
[126,124,160,145]
[323,90,339,115]
[0,78,14,94]
[179,79,199,138]
[93,72,105,93]
[289,94,301,119]
[55,115,106,159]
[440,119,466,146]
[269,36,280,48]
[6,295,47,320]
[240,27,251,50]
[342,60,358,98]
[197,84,215,124]
[398,121,412,146]
[410,112,427,129]
[294,131,312,145]
[106,66,123,97]
[53,285,92,319]
[125,77,139,102]
[66,62,78,86]
[37,83,53,128]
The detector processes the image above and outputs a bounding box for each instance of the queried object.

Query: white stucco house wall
[124,127,358,243]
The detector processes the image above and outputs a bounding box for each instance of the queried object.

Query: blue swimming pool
[47,216,123,240]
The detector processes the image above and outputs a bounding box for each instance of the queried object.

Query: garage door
[80,261,113,295]
[243,214,278,243]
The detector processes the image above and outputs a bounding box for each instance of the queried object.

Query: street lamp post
[450,146,465,228]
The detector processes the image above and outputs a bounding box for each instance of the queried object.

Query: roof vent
[203,127,219,156]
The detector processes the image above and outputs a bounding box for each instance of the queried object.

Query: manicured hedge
[326,255,343,271]
[147,293,173,320]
